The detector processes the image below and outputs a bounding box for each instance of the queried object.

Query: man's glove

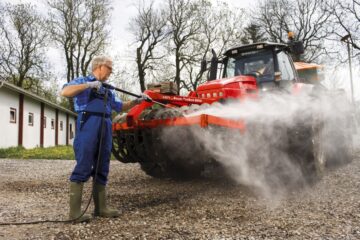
[86,81,102,90]
[133,93,152,104]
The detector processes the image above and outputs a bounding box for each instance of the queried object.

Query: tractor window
[226,58,236,78]
[225,49,274,82]
[277,51,295,81]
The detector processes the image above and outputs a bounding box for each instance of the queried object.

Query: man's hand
[86,81,102,90]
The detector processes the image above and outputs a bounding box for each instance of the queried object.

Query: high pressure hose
[0,88,110,225]
[0,83,174,226]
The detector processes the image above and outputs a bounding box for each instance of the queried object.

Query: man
[61,56,147,222]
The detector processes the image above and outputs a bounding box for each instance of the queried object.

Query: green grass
[0,145,75,160]
[0,145,117,160]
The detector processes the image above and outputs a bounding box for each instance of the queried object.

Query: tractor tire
[325,115,353,168]
[324,90,354,168]
[306,119,326,183]
[288,117,326,184]
[138,108,204,180]
[139,161,169,179]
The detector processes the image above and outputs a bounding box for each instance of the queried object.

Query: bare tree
[330,0,360,58]
[253,0,333,63]
[241,23,268,44]
[162,0,246,92]
[181,1,246,91]
[47,0,111,83]
[166,0,202,93]
[0,3,48,88]
[130,1,169,92]
[128,0,246,92]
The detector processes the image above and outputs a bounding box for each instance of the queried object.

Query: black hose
[0,89,110,225]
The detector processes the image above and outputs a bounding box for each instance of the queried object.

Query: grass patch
[0,145,117,160]
[0,145,75,160]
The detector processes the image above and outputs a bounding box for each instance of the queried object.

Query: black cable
[0,89,110,226]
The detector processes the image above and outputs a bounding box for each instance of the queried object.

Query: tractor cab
[203,42,304,92]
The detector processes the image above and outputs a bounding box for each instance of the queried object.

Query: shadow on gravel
[110,177,255,214]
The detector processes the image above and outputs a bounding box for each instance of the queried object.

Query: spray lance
[101,82,169,108]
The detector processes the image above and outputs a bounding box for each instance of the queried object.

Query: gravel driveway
[0,155,359,240]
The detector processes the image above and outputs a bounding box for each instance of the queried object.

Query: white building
[0,80,77,149]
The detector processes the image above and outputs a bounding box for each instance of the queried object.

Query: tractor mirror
[200,59,207,73]
[290,41,304,55]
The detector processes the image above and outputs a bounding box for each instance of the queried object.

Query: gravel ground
[0,155,359,240]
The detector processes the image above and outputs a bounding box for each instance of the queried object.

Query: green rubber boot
[68,182,91,223]
[93,183,119,218]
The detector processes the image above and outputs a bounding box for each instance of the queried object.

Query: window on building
[43,116,47,128]
[28,113,34,126]
[51,119,55,129]
[60,121,63,131]
[10,108,16,123]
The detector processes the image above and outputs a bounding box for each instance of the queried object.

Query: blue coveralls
[63,75,122,185]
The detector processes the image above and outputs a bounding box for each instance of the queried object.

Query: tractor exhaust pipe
[200,49,219,81]
[208,49,218,81]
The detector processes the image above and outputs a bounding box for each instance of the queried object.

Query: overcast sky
[4,0,255,77]
[3,0,359,100]
[110,0,255,56]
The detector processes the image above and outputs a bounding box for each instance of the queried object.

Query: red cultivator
[112,77,250,178]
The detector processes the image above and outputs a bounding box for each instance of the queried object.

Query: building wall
[43,106,56,148]
[0,88,19,148]
[23,96,41,148]
[0,85,78,149]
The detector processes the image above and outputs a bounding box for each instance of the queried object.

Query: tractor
[111,40,353,183]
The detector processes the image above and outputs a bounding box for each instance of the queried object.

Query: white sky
[110,0,255,56]
[4,0,255,78]
[2,0,359,101]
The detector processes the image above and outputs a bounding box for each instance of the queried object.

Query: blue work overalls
[70,88,113,185]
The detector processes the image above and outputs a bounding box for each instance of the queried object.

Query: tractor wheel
[307,120,326,183]
[325,115,353,168]
[139,161,168,179]
[140,108,204,180]
[288,118,326,184]
[324,90,354,167]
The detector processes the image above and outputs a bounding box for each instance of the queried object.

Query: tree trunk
[175,48,181,94]
[137,48,146,92]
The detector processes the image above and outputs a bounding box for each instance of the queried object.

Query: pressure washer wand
[102,82,142,98]
[102,82,169,108]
